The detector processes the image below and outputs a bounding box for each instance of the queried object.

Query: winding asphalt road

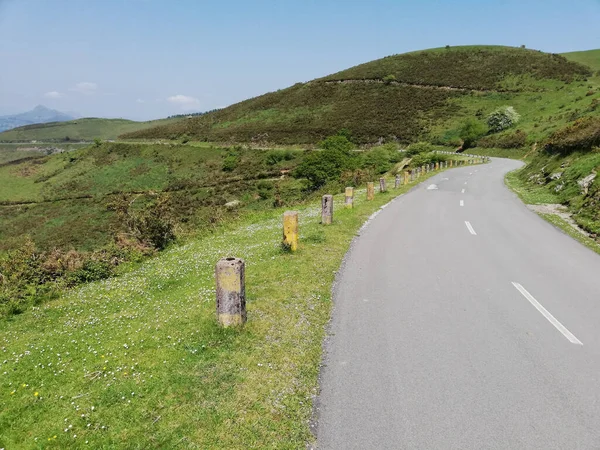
[316,158,600,449]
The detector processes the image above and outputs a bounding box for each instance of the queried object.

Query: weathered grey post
[283,211,299,251]
[345,187,354,208]
[395,174,400,188]
[216,257,246,327]
[379,177,386,193]
[322,194,333,224]
[410,170,415,182]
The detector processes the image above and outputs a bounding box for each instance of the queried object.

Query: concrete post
[367,182,375,200]
[435,162,439,171]
[216,257,246,327]
[410,170,415,182]
[379,178,386,193]
[345,187,354,208]
[395,174,400,189]
[283,211,299,251]
[450,160,453,168]
[322,194,333,224]
[404,171,409,185]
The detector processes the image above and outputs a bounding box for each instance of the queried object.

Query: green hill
[562,49,600,71]
[0,117,181,142]
[123,46,596,145]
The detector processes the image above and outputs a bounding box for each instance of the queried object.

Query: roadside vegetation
[0,152,453,448]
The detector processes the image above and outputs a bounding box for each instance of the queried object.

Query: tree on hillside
[459,119,487,149]
[294,134,357,189]
[487,106,521,133]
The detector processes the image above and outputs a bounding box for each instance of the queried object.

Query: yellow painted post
[450,160,453,168]
[435,162,439,171]
[282,211,299,251]
[345,187,354,208]
[216,257,246,327]
[367,182,375,200]
[404,171,409,185]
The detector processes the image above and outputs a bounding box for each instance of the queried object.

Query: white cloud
[70,82,98,94]
[167,94,200,110]
[44,91,63,99]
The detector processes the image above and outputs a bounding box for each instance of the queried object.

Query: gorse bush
[487,106,521,133]
[544,117,600,154]
[0,239,123,317]
[478,130,528,148]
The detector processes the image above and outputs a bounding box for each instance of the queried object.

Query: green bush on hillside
[478,130,528,148]
[487,106,521,133]
[459,119,487,149]
[361,143,402,174]
[544,117,600,154]
[294,134,357,190]
[406,141,435,156]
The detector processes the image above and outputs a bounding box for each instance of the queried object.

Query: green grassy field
[0,142,306,251]
[0,117,182,142]
[563,49,600,71]
[0,166,454,449]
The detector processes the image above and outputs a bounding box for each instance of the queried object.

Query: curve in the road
[316,158,600,449]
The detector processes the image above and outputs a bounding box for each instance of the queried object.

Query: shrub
[266,150,295,166]
[222,155,238,172]
[478,130,528,148]
[544,117,600,154]
[361,145,398,174]
[294,135,357,190]
[406,141,434,156]
[458,119,487,149]
[319,134,355,152]
[383,74,396,85]
[487,106,521,133]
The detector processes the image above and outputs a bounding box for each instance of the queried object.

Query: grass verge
[505,170,561,204]
[505,169,600,256]
[537,213,600,256]
[0,167,448,449]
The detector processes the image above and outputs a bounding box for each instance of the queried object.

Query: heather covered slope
[123,46,595,145]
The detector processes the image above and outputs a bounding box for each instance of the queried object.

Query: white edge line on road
[511,282,583,345]
[461,188,465,194]
[465,221,477,235]
[460,200,464,207]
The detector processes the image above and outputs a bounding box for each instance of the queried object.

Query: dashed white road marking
[461,189,465,194]
[427,184,438,190]
[460,200,464,207]
[511,282,583,345]
[464,181,468,185]
[465,221,477,235]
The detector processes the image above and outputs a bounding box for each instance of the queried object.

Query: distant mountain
[0,105,75,132]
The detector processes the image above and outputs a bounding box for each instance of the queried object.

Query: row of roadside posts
[216,154,490,327]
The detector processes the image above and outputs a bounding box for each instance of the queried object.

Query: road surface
[316,158,600,449]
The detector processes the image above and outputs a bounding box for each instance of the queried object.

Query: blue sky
[1,0,599,120]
